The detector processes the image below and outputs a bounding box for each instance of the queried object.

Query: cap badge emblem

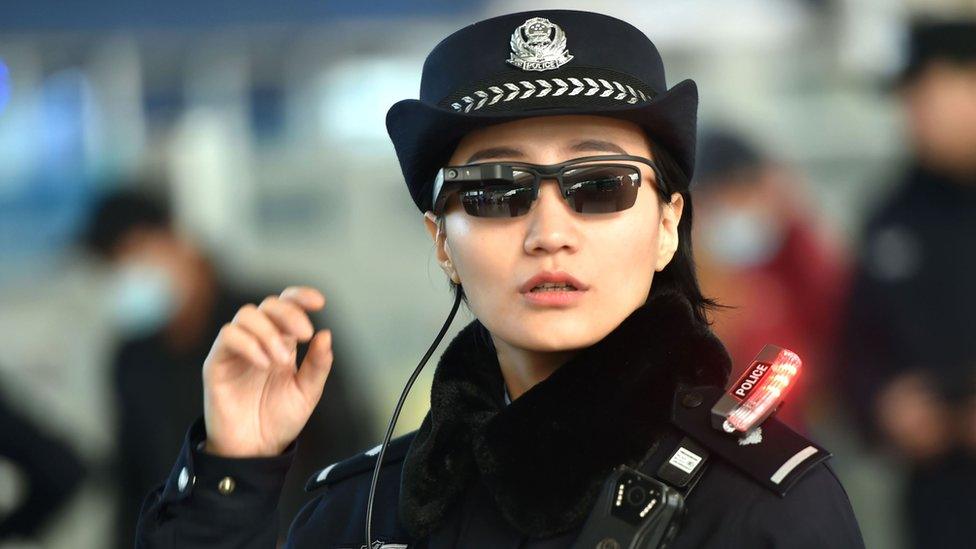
[507,17,574,72]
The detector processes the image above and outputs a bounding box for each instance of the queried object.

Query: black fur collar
[398,290,732,539]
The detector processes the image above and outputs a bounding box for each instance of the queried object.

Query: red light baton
[710,344,802,434]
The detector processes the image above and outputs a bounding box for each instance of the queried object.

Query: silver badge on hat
[507,17,574,72]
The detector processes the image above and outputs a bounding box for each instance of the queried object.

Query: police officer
[135,10,865,548]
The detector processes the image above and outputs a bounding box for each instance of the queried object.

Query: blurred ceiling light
[318,57,420,144]
[485,0,811,50]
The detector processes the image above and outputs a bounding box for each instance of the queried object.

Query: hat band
[439,67,658,114]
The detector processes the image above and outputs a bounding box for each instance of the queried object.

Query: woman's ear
[655,193,684,272]
[423,211,460,283]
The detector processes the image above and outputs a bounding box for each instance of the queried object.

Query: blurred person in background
[0,388,85,543]
[838,17,976,549]
[81,185,375,548]
[692,128,850,434]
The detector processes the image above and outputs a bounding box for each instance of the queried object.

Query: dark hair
[644,139,722,326]
[442,137,721,327]
[81,187,172,259]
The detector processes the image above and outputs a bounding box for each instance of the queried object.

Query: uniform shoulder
[670,385,831,498]
[305,430,418,492]
[743,460,866,547]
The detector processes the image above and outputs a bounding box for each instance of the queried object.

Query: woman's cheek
[604,237,657,318]
[451,231,515,320]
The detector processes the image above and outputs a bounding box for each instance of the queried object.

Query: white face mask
[106,262,178,337]
[700,206,784,268]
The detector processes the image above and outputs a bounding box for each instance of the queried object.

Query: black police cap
[385,9,699,213]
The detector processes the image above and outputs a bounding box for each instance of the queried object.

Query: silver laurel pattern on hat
[449,77,650,112]
[506,17,574,72]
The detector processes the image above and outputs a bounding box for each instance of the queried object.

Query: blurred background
[1,0,975,547]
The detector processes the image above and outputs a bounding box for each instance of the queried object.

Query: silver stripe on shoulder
[770,445,818,484]
[315,462,339,483]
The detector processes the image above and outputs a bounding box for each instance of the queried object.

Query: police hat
[385,9,699,212]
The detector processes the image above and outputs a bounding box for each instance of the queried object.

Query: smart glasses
[431,154,669,218]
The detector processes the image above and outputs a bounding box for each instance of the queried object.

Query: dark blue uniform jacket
[136,291,866,548]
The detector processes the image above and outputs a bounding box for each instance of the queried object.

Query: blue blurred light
[0,0,487,30]
[0,58,10,115]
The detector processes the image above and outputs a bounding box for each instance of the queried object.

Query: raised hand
[201,286,333,457]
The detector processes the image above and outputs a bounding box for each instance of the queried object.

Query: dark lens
[458,170,535,218]
[460,185,534,217]
[460,187,533,217]
[562,166,640,213]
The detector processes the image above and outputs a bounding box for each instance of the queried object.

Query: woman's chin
[500,316,611,353]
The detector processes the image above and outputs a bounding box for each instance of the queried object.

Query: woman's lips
[521,287,586,307]
[518,271,589,293]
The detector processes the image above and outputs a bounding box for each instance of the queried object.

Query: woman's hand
[202,286,334,457]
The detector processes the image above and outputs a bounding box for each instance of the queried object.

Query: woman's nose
[522,178,581,256]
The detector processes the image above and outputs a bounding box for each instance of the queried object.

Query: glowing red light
[723,348,802,433]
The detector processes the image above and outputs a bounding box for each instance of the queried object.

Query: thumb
[296,329,333,405]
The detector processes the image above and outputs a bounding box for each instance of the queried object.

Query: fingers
[258,296,316,343]
[262,285,325,347]
[220,286,325,368]
[216,323,272,369]
[233,305,293,364]
[279,286,326,311]
[296,329,334,404]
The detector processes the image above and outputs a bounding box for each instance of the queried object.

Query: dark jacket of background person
[0,390,86,540]
[839,164,976,549]
[841,164,976,442]
[134,291,865,548]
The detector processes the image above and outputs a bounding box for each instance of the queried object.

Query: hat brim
[386,78,699,212]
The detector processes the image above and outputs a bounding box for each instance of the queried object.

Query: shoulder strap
[305,430,418,492]
[665,384,831,497]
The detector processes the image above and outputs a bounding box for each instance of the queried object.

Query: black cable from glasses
[365,290,463,549]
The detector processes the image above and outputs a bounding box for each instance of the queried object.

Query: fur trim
[398,290,731,538]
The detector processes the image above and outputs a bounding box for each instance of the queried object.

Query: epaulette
[668,385,831,497]
[305,430,418,492]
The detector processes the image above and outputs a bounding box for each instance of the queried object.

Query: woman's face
[424,114,683,352]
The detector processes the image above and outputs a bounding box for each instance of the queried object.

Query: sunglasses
[431,154,670,218]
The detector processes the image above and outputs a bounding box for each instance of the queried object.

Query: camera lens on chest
[626,485,647,506]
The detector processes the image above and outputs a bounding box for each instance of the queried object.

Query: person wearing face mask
[838,16,976,549]
[133,10,865,548]
[81,188,375,549]
[692,128,851,434]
